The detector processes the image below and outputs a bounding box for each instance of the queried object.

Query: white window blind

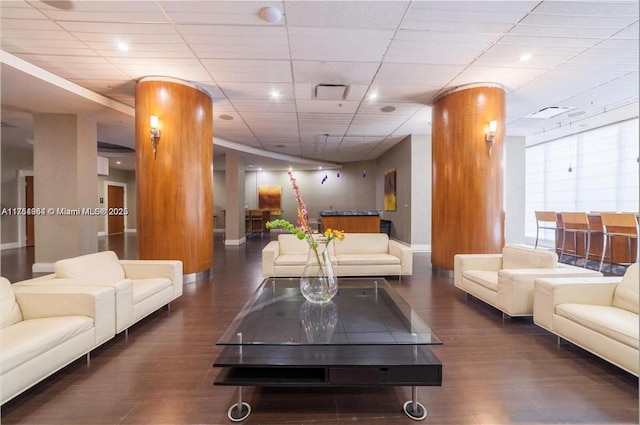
[525,118,639,246]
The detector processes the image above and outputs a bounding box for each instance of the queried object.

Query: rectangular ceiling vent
[314,84,350,100]
[526,106,577,119]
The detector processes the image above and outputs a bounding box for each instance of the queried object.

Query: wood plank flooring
[1,233,638,424]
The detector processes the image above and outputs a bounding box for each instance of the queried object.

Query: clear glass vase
[300,301,338,343]
[300,239,338,304]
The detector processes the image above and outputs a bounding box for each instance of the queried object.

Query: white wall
[505,135,526,244]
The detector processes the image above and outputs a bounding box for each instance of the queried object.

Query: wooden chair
[599,212,639,272]
[560,212,591,268]
[534,211,559,249]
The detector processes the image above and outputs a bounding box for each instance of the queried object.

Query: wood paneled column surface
[136,77,213,275]
[431,84,506,271]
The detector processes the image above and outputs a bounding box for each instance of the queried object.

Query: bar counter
[319,210,381,233]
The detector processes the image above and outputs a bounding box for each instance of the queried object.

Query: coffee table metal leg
[227,332,251,421]
[403,389,427,420]
[403,336,427,420]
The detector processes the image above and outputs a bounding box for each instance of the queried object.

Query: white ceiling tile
[508,24,619,38]
[366,85,439,103]
[404,7,529,26]
[289,35,391,62]
[521,13,637,29]
[242,112,297,123]
[201,59,291,83]
[190,44,290,60]
[296,100,359,114]
[532,1,638,17]
[292,61,379,84]
[231,99,296,113]
[374,63,465,87]
[219,82,294,99]
[57,21,174,34]
[162,1,284,25]
[1,28,76,41]
[177,25,287,37]
[285,1,408,29]
[498,34,600,48]
[385,40,484,65]
[0,3,48,19]
[2,18,61,30]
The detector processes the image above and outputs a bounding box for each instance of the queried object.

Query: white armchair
[454,245,602,317]
[14,251,183,334]
[1,277,116,404]
[533,263,638,376]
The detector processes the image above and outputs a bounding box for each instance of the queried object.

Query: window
[525,118,639,246]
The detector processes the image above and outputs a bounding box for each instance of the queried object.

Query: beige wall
[245,160,378,226]
[33,113,97,265]
[1,146,34,246]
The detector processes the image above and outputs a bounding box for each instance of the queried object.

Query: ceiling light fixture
[380,106,396,113]
[520,53,532,61]
[219,114,234,120]
[259,6,282,23]
[117,42,129,51]
[270,91,280,99]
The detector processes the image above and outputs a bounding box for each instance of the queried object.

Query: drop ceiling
[1,0,638,171]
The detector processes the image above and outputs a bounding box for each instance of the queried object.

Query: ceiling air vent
[314,84,350,100]
[526,106,576,119]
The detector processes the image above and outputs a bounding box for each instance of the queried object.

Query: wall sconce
[486,120,498,156]
[150,115,161,156]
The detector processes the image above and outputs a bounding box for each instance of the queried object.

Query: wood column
[135,77,213,275]
[431,84,506,271]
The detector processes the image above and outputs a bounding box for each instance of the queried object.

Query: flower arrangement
[266,170,344,302]
[266,170,345,249]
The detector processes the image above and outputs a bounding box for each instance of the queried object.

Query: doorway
[107,185,125,235]
[26,175,34,246]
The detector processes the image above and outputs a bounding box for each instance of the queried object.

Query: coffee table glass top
[217,277,442,346]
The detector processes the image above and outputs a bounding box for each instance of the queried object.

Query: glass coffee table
[213,277,442,421]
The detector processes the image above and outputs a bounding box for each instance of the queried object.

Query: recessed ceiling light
[520,53,532,61]
[380,106,396,113]
[368,92,378,101]
[117,42,129,51]
[219,114,234,120]
[270,91,280,99]
[116,161,122,165]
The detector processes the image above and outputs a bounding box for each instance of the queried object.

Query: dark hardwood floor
[1,233,638,424]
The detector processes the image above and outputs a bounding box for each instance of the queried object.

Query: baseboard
[32,262,54,273]
[224,237,247,246]
[98,231,106,236]
[125,228,136,233]
[1,242,21,250]
[214,229,225,234]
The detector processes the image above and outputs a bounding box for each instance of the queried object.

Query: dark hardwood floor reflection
[1,233,638,424]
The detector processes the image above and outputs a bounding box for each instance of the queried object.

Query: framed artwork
[384,168,397,211]
[258,185,282,215]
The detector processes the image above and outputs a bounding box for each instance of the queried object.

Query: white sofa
[1,277,116,404]
[533,263,638,376]
[262,233,412,278]
[14,251,183,334]
[454,245,603,317]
